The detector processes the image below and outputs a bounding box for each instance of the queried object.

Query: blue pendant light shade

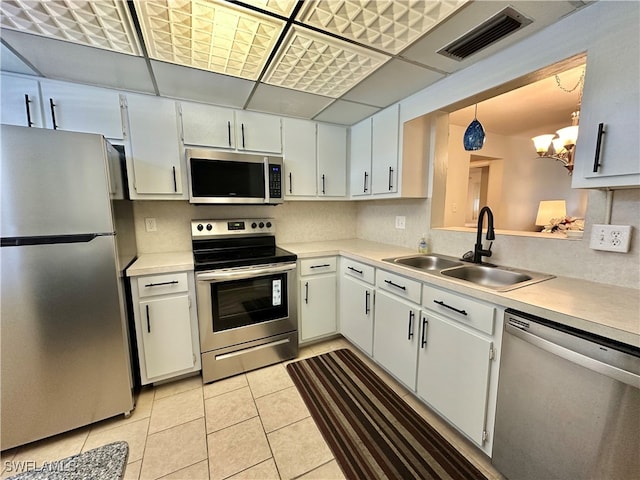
[463,104,485,151]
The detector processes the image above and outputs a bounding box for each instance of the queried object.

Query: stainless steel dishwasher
[492,309,640,480]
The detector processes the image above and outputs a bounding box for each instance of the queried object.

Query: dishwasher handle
[505,321,640,389]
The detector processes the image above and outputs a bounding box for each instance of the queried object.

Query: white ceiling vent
[438,7,532,61]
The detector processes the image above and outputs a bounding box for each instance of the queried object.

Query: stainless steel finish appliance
[192,219,298,383]
[187,149,283,205]
[1,125,135,450]
[493,309,640,480]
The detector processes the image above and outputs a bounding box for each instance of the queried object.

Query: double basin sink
[382,253,554,292]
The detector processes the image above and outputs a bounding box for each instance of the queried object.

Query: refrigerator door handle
[0,233,111,247]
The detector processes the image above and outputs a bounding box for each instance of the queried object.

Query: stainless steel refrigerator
[1,125,136,450]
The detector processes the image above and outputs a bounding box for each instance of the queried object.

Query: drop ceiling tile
[342,59,444,108]
[297,0,468,55]
[0,29,154,93]
[242,0,298,18]
[134,0,285,81]
[0,0,140,55]
[247,83,334,119]
[264,26,390,98]
[313,99,380,125]
[151,60,254,108]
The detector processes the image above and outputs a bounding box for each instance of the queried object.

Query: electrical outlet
[589,224,632,252]
[395,216,406,229]
[144,217,157,232]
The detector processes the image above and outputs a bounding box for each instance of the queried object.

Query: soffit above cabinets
[0,0,590,125]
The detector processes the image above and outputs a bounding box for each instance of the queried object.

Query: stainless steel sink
[384,254,463,271]
[441,265,535,289]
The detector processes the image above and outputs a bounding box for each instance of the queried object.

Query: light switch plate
[395,216,406,229]
[589,224,632,252]
[144,217,157,232]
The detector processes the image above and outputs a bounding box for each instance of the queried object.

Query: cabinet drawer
[136,272,189,298]
[299,257,337,276]
[422,285,495,335]
[341,258,375,284]
[376,269,421,304]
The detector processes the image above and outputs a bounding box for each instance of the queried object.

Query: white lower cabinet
[339,261,375,355]
[130,271,201,384]
[299,257,337,342]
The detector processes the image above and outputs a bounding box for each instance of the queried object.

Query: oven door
[196,262,298,351]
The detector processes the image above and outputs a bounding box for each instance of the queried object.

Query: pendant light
[463,104,486,151]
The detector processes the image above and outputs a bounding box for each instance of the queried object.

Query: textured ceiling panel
[242,0,298,18]
[0,0,140,55]
[298,0,468,55]
[263,26,389,98]
[134,0,284,81]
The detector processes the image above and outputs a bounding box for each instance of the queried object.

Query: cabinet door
[373,290,418,388]
[340,275,373,355]
[300,275,337,341]
[417,311,492,446]
[236,110,282,153]
[317,124,347,197]
[40,81,124,139]
[572,3,639,188]
[1,75,43,128]
[139,295,195,379]
[127,95,184,196]
[372,105,399,194]
[349,118,372,197]
[282,118,317,196]
[180,101,235,149]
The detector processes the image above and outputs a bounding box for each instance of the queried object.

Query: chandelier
[531,69,585,175]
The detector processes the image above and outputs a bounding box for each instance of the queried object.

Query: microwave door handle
[263,157,270,204]
[196,262,297,282]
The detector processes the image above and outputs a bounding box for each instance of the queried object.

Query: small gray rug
[7,441,128,480]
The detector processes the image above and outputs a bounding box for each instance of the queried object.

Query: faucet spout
[473,206,495,263]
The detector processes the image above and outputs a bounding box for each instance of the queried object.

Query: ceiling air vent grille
[438,7,532,61]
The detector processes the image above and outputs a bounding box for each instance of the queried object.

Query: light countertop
[126,251,194,277]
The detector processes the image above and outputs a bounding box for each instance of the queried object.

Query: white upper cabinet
[1,74,43,128]
[126,94,185,198]
[371,105,399,194]
[235,110,282,154]
[571,5,640,188]
[317,124,347,197]
[39,81,125,139]
[349,118,372,197]
[180,102,235,149]
[283,118,317,197]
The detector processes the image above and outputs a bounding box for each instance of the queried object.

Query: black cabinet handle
[49,98,58,130]
[172,166,177,192]
[146,305,151,333]
[388,166,394,191]
[592,122,606,173]
[144,280,179,288]
[408,311,415,340]
[310,264,330,269]
[433,299,468,316]
[241,123,245,148]
[24,94,34,127]
[289,172,293,194]
[384,279,406,291]
[347,266,363,275]
[227,121,231,147]
[363,171,368,193]
[304,282,309,304]
[365,290,370,315]
[421,317,428,348]
[321,174,326,195]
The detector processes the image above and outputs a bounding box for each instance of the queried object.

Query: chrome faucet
[473,206,495,263]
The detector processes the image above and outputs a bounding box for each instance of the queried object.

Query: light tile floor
[1,337,504,480]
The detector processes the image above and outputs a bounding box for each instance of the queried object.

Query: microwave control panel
[269,164,282,199]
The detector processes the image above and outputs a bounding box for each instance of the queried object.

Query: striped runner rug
[286,348,488,480]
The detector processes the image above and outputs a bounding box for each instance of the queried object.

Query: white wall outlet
[589,224,632,252]
[395,216,406,229]
[144,217,157,232]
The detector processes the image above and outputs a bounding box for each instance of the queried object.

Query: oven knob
[259,222,265,228]
[251,222,257,229]
[206,224,213,231]
[266,221,272,228]
[196,224,204,231]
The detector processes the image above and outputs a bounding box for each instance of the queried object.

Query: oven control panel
[191,218,275,238]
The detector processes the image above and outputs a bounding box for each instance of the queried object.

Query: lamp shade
[556,125,579,148]
[535,200,567,226]
[532,134,555,154]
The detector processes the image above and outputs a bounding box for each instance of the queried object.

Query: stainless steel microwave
[186,149,283,205]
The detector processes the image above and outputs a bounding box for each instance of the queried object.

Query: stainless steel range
[192,218,298,383]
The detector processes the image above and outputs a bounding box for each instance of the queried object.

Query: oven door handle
[196,262,297,282]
